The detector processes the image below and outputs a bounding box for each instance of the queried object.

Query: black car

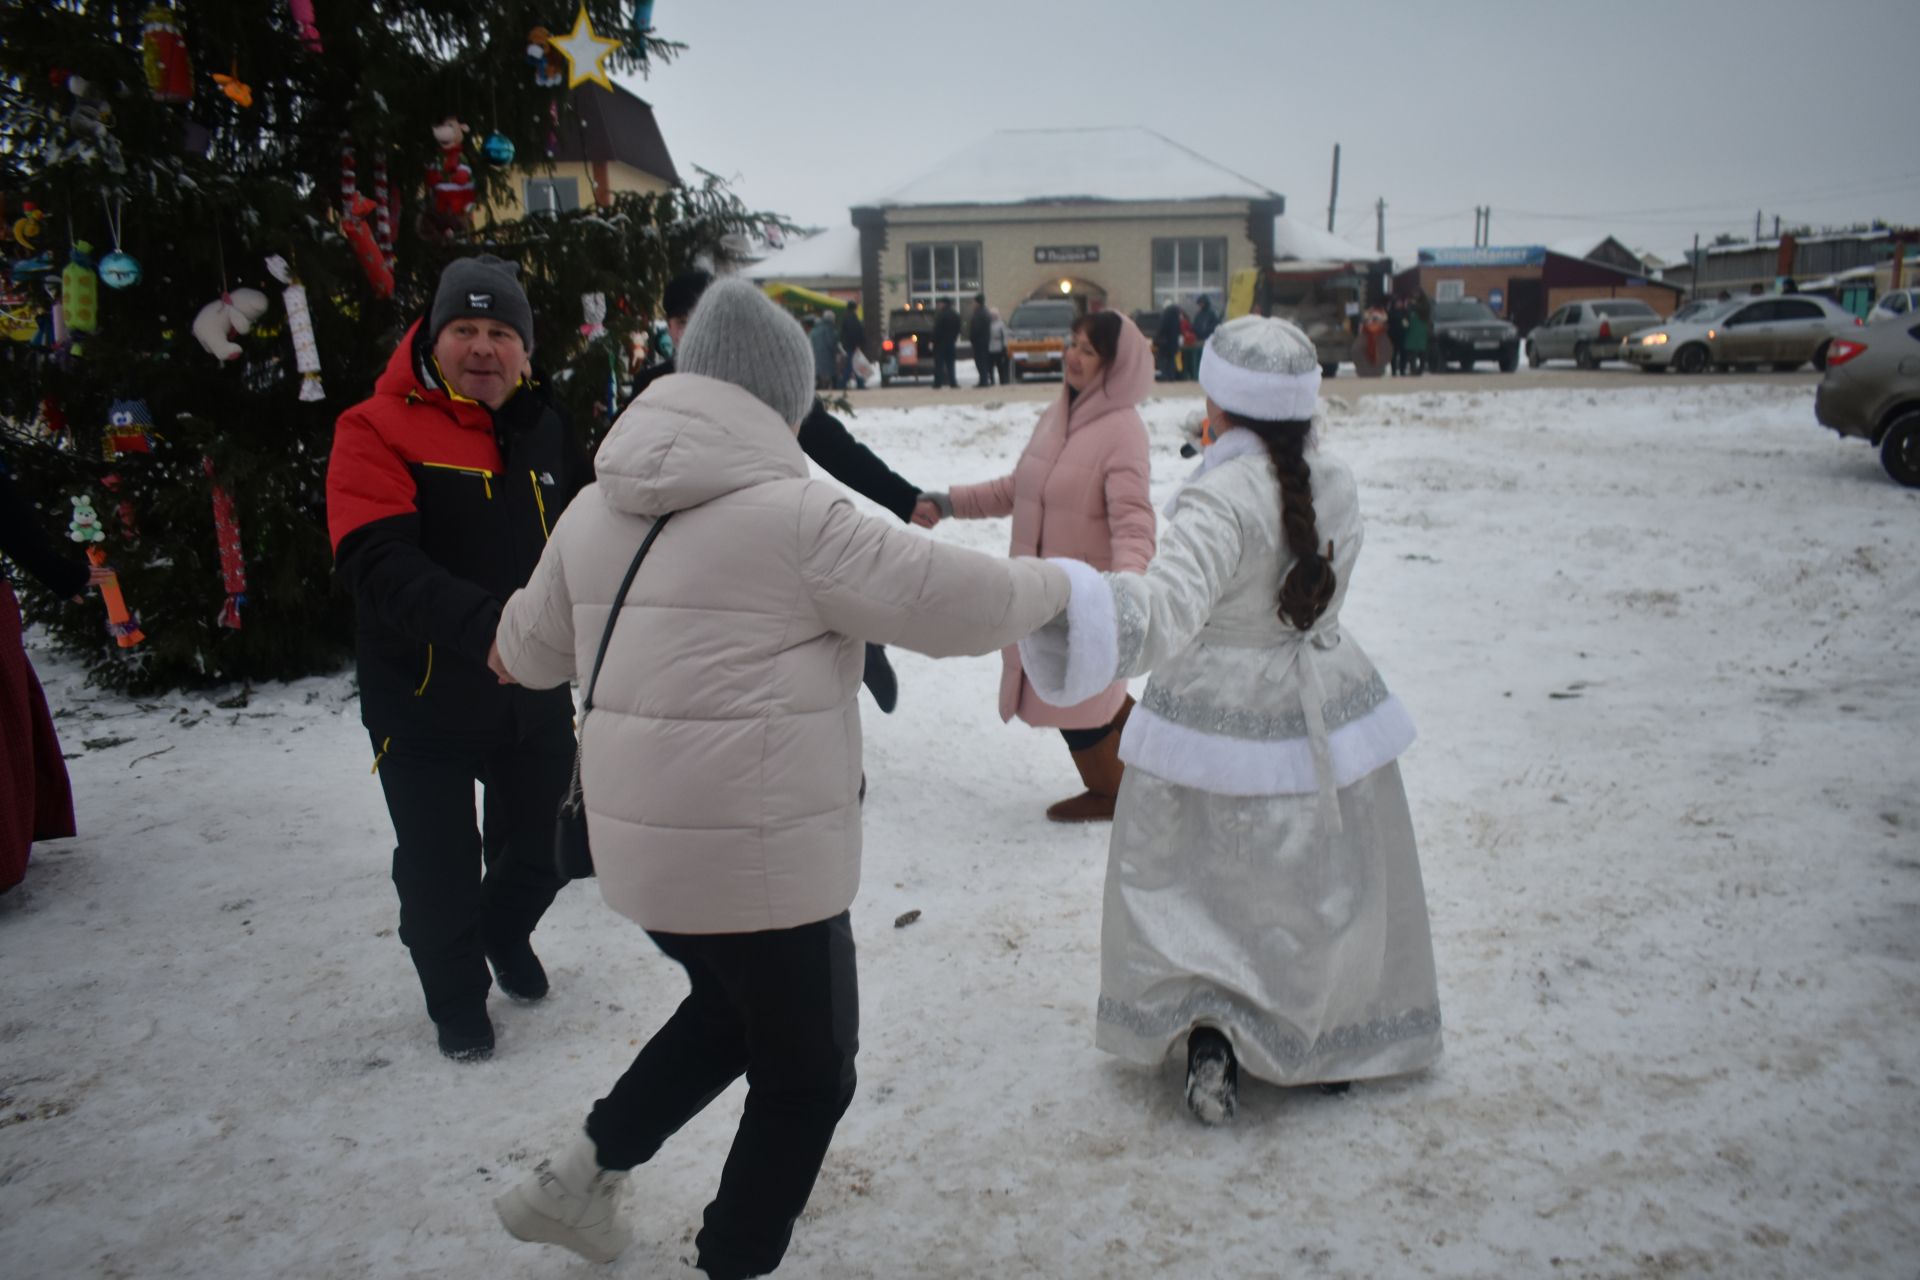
[1428,300,1520,372]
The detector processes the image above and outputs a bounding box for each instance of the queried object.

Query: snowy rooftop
[744,224,861,283]
[871,127,1279,208]
[1271,215,1381,263]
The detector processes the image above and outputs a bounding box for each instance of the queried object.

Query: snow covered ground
[4,382,1917,1279]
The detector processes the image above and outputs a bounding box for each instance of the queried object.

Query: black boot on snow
[1185,1028,1238,1126]
[488,939,549,1004]
[437,1006,496,1062]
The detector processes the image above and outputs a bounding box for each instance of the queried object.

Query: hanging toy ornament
[212,60,254,109]
[580,292,607,340]
[371,151,395,263]
[203,457,248,629]
[103,399,158,458]
[288,0,323,53]
[62,241,100,336]
[419,116,475,241]
[60,75,119,165]
[191,287,269,362]
[12,201,45,252]
[100,195,141,287]
[142,5,193,104]
[340,194,395,299]
[266,255,325,401]
[70,496,144,648]
[632,0,656,68]
[526,28,566,87]
[482,131,516,168]
[548,6,622,90]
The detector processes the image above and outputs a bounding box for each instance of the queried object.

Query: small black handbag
[554,511,674,881]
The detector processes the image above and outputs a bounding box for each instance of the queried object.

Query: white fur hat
[1197,315,1322,421]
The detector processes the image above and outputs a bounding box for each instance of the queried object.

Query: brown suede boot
[1046,696,1133,823]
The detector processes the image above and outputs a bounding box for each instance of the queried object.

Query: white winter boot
[494,1135,632,1263]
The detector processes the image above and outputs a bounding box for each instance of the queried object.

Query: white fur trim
[1117,696,1417,797]
[1018,559,1118,707]
[1199,346,1321,421]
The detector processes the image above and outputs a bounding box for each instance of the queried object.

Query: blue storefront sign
[1418,246,1548,268]
[1487,287,1505,313]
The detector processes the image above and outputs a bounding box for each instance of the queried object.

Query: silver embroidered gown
[1021,428,1442,1086]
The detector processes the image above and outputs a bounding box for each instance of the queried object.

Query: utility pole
[1327,143,1341,234]
[1472,207,1482,247]
[1375,197,1386,254]
[1755,209,1762,241]
[1773,214,1781,239]
[1483,206,1491,246]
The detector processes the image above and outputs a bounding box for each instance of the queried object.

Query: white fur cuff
[1018,558,1118,707]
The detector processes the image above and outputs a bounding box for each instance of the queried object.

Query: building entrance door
[1507,277,1546,333]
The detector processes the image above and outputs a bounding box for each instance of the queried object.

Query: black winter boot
[437,1006,496,1062]
[488,939,549,1004]
[1185,1028,1238,1125]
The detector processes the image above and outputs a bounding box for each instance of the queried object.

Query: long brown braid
[1222,412,1337,631]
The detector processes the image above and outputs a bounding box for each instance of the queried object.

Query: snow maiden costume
[1019,316,1441,1115]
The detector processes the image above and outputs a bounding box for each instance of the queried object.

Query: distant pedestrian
[810,309,840,390]
[990,307,1009,385]
[1387,298,1410,375]
[931,298,961,388]
[969,293,995,387]
[1155,302,1183,382]
[1191,294,1219,346]
[838,303,867,389]
[1404,304,1430,376]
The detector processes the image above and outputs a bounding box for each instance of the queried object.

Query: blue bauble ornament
[482,132,517,167]
[99,250,142,289]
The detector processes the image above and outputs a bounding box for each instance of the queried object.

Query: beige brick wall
[1409,265,1520,306]
[874,200,1260,321]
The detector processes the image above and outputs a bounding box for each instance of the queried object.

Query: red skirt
[1,578,76,892]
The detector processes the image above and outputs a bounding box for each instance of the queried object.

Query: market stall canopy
[762,281,848,315]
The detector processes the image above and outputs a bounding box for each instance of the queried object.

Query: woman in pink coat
[922,309,1156,821]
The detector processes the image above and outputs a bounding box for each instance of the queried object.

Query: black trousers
[588,912,859,1280]
[933,344,958,388]
[371,717,573,1024]
[973,353,995,386]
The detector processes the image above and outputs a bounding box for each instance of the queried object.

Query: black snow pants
[371,715,573,1025]
[587,911,860,1279]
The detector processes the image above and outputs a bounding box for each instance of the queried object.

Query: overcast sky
[624,0,1917,264]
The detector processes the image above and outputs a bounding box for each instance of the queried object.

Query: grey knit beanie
[674,278,815,428]
[430,254,535,352]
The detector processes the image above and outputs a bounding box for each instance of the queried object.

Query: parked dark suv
[1429,300,1520,372]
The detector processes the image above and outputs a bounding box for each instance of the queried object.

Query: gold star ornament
[550,5,621,91]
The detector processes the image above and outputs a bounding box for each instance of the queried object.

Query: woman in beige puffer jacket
[488,280,1067,1278]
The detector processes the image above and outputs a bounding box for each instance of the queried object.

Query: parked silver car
[1813,322,1920,486]
[1526,299,1664,369]
[1623,294,1862,373]
[1868,287,1920,324]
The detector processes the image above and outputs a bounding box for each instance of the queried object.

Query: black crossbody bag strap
[581,510,674,715]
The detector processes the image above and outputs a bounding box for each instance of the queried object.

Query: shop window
[524,177,580,217]
[1151,237,1227,310]
[1435,280,1465,303]
[906,243,982,309]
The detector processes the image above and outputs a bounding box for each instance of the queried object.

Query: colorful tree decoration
[339,194,395,298]
[526,28,566,87]
[420,117,476,240]
[482,131,517,168]
[141,5,193,103]
[203,457,247,629]
[61,242,99,335]
[265,255,325,401]
[288,0,323,53]
[103,399,158,457]
[549,6,622,90]
[190,288,270,362]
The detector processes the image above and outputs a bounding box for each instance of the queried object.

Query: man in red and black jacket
[326,255,591,1062]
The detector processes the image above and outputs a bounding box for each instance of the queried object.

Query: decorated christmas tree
[0,1,783,693]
